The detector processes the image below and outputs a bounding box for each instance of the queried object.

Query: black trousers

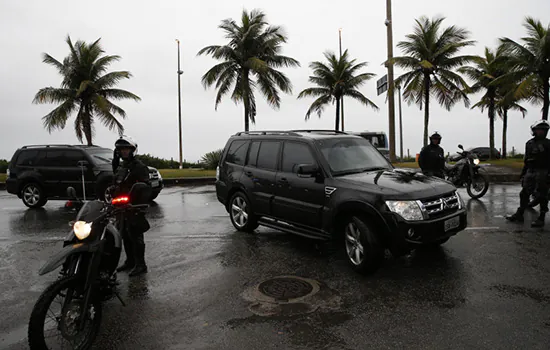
[121,212,149,266]
[519,169,549,213]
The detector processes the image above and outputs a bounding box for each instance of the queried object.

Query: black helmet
[429,132,442,140]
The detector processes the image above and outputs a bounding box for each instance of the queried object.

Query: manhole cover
[258,277,314,301]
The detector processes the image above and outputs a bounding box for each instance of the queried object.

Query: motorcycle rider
[112,135,151,276]
[419,132,445,179]
[506,120,550,227]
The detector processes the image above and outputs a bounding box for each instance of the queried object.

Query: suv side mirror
[458,144,464,150]
[297,164,319,177]
[67,187,77,198]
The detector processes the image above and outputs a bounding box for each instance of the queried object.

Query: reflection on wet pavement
[0,185,549,349]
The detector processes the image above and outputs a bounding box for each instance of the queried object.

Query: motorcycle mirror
[458,144,464,150]
[67,187,77,198]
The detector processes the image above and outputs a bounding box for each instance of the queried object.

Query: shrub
[200,149,223,170]
[0,159,8,173]
[136,154,196,169]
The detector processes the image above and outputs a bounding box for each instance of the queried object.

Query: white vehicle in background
[349,131,390,159]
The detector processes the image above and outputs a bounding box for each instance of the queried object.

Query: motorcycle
[444,144,490,199]
[28,182,150,349]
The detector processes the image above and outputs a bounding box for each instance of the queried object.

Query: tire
[21,183,47,208]
[467,173,489,199]
[150,190,160,201]
[28,276,102,350]
[228,192,259,232]
[343,216,384,275]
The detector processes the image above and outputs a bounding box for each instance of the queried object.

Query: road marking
[465,227,500,230]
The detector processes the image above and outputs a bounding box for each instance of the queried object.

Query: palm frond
[344,90,379,111]
[304,95,332,120]
[99,89,141,101]
[41,100,77,132]
[33,88,75,104]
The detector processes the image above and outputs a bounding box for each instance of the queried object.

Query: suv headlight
[386,201,424,221]
[455,191,464,209]
[157,170,162,180]
[73,221,92,240]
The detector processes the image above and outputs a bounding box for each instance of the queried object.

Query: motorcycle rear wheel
[467,173,489,199]
[28,276,102,350]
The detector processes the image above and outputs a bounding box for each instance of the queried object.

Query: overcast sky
[1,0,549,162]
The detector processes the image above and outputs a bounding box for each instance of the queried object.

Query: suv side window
[257,141,281,170]
[247,141,261,167]
[44,150,66,167]
[64,150,87,166]
[282,142,316,173]
[16,150,39,166]
[225,140,249,166]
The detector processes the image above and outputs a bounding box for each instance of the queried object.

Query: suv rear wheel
[343,216,384,275]
[21,183,47,208]
[229,192,258,232]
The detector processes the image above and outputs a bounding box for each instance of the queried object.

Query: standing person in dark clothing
[418,132,445,179]
[506,120,550,227]
[112,135,151,276]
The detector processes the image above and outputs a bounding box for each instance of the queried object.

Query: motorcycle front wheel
[28,276,102,350]
[467,173,489,199]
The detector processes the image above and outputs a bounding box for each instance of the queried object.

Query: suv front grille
[420,192,460,219]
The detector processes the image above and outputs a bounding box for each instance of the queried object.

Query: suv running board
[258,217,328,241]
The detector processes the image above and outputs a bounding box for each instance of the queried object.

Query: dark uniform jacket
[418,144,445,175]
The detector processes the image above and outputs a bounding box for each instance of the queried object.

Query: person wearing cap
[506,120,550,227]
[112,135,151,276]
[418,132,445,179]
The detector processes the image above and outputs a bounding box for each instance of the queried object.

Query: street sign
[377,74,388,96]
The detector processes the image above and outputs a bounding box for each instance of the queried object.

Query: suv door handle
[245,171,253,177]
[278,178,288,184]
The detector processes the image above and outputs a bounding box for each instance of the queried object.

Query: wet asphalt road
[1,185,550,350]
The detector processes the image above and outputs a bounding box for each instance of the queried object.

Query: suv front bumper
[385,209,467,252]
[6,178,18,195]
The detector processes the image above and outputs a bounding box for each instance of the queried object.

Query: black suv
[6,144,163,208]
[216,130,467,274]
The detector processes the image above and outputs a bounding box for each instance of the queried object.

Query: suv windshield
[317,137,392,176]
[87,148,113,164]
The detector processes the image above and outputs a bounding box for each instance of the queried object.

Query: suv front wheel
[21,183,48,208]
[229,192,258,232]
[343,216,384,275]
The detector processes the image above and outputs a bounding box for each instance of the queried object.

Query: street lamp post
[339,28,345,132]
[385,0,397,162]
[398,85,404,160]
[176,39,184,169]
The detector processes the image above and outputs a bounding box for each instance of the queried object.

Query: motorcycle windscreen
[76,201,105,222]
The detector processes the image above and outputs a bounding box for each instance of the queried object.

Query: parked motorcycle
[445,144,489,199]
[28,183,150,349]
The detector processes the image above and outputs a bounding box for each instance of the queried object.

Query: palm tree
[297,50,379,130]
[459,47,509,159]
[197,9,300,131]
[499,17,550,120]
[498,95,527,159]
[390,16,475,146]
[33,35,140,145]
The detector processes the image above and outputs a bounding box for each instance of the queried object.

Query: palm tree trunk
[489,97,495,160]
[502,108,508,159]
[543,78,549,121]
[335,97,341,131]
[423,75,430,147]
[242,70,250,132]
[83,105,93,146]
[340,97,345,131]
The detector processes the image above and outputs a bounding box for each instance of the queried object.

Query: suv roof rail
[235,131,302,136]
[21,144,74,149]
[290,129,349,134]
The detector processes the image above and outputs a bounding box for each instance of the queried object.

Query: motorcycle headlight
[385,201,424,221]
[73,221,92,240]
[473,158,480,165]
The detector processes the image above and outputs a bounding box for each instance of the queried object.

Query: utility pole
[176,39,184,169]
[385,0,397,162]
[339,28,345,132]
[398,85,404,160]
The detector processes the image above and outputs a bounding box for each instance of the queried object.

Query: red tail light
[112,196,130,205]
